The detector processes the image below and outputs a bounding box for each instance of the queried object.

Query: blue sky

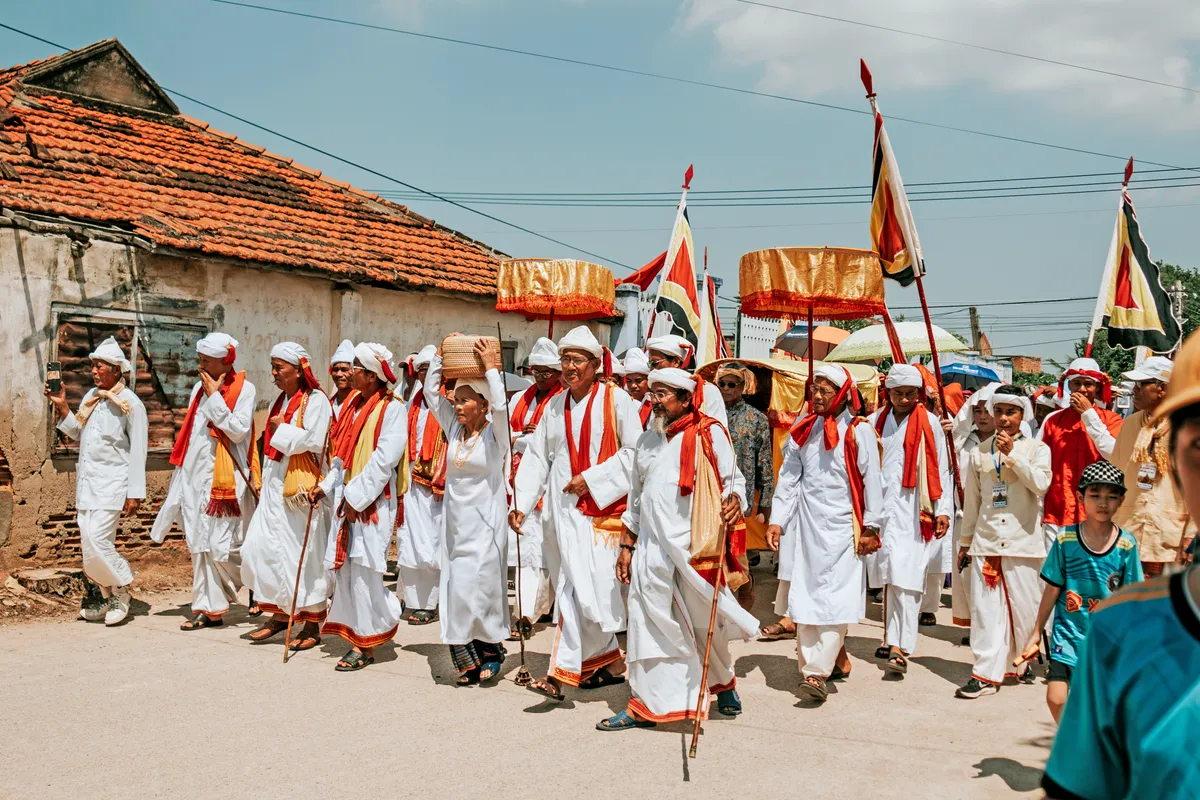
[5,0,1199,365]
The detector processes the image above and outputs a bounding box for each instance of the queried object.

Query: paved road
[0,571,1052,799]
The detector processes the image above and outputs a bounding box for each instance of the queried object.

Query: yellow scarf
[345,399,389,485]
[1131,413,1171,479]
[281,393,323,510]
[75,381,131,427]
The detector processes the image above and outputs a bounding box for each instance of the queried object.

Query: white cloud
[680,0,1200,129]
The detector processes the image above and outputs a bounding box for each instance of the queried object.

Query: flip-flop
[526,678,565,703]
[716,688,742,716]
[758,623,796,641]
[885,653,908,675]
[288,634,321,652]
[457,669,481,686]
[180,613,223,631]
[579,668,626,690]
[479,660,505,683]
[596,710,656,731]
[247,592,263,618]
[335,650,374,672]
[797,676,828,702]
[407,609,438,626]
[248,620,287,641]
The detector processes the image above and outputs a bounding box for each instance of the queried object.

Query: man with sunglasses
[1112,356,1193,576]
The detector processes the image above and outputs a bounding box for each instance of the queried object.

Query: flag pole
[699,246,710,363]
[1084,158,1134,357]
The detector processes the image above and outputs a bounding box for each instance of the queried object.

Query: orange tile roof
[0,48,503,296]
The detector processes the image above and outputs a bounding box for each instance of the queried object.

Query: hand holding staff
[689,518,730,759]
[283,411,333,664]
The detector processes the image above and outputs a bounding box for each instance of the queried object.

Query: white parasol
[824,320,968,363]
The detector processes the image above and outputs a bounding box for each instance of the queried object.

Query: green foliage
[1012,371,1057,388]
[1075,328,1135,379]
[829,318,874,333]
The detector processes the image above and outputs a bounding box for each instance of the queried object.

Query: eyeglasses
[716,380,743,389]
[1134,379,1164,389]
[530,368,558,378]
[559,355,595,368]
[648,357,671,369]
[810,384,837,397]
[648,389,680,401]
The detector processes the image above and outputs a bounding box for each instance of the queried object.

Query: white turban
[885,364,923,389]
[813,364,849,388]
[1036,392,1058,409]
[330,339,355,367]
[611,359,627,377]
[354,342,397,384]
[622,347,650,376]
[987,390,1033,421]
[646,334,696,367]
[648,367,697,393]
[528,337,563,370]
[196,332,238,363]
[557,326,603,358]
[89,336,132,374]
[455,377,491,401]
[269,341,309,366]
[1064,357,1102,377]
[412,345,437,368]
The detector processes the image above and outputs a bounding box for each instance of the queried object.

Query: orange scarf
[564,382,625,518]
[510,383,562,433]
[843,418,868,546]
[790,378,860,450]
[331,387,392,569]
[639,398,652,428]
[169,370,257,517]
[407,392,447,497]
[263,390,305,461]
[874,407,943,541]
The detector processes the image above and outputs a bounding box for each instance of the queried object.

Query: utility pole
[1169,279,1188,354]
[969,306,982,351]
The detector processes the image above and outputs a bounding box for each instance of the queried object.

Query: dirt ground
[0,563,1053,799]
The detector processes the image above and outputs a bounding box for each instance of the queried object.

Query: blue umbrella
[941,362,1000,381]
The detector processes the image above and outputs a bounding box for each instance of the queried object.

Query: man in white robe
[398,344,444,625]
[623,347,652,430]
[329,338,356,420]
[311,343,406,671]
[511,326,642,701]
[152,333,258,630]
[599,369,759,730]
[766,364,884,702]
[507,337,563,636]
[646,335,729,426]
[47,336,147,626]
[867,364,951,673]
[241,343,333,651]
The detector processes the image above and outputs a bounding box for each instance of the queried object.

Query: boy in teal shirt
[1025,460,1143,721]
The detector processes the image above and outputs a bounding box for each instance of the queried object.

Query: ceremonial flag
[697,251,730,364]
[616,250,667,292]
[1086,158,1182,354]
[862,60,924,287]
[649,165,702,348]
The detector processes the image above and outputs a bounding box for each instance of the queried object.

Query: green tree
[1012,371,1058,388]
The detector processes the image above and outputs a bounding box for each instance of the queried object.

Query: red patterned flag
[862,60,924,287]
[649,165,702,348]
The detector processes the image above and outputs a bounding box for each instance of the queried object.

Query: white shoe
[80,603,106,622]
[104,588,131,626]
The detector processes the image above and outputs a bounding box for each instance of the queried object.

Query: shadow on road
[911,655,973,686]
[971,757,1044,792]
[734,652,803,699]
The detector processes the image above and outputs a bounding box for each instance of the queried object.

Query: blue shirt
[1040,524,1143,667]
[1042,569,1200,799]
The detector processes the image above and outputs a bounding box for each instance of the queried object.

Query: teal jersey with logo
[1039,524,1143,667]
[1043,570,1200,799]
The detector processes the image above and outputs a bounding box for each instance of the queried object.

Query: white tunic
[151,379,257,559]
[241,389,333,611]
[57,386,148,511]
[623,423,759,673]
[398,383,445,573]
[318,395,407,574]
[507,396,552,570]
[769,411,884,626]
[424,360,511,645]
[866,408,952,592]
[513,381,641,633]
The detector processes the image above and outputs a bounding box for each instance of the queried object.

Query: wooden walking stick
[689,518,730,759]
[283,419,333,664]
[497,322,533,686]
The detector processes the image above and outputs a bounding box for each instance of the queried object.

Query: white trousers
[796,624,847,679]
[399,564,440,611]
[550,584,621,686]
[191,552,241,617]
[885,584,922,655]
[512,565,552,621]
[79,509,133,591]
[921,573,944,614]
[773,579,791,617]
[968,556,1042,685]
[324,561,402,649]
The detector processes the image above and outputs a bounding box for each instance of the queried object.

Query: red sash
[874,408,942,541]
[169,370,243,466]
[263,390,307,461]
[407,393,447,496]
[639,399,652,428]
[564,382,625,518]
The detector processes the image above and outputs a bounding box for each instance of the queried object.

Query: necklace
[454,426,484,468]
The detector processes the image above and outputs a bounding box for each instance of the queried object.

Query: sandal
[507,618,533,642]
[180,613,223,631]
[885,653,908,675]
[919,612,937,627]
[288,632,321,651]
[247,591,262,618]
[457,669,481,686]
[797,675,828,702]
[874,645,890,660]
[758,622,797,641]
[407,609,438,626]
[716,688,742,716]
[479,660,505,683]
[829,666,851,682]
[526,677,565,703]
[596,710,656,731]
[335,650,374,672]
[248,619,287,642]
[579,667,626,690]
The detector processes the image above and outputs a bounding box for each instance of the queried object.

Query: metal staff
[497,322,533,686]
[283,410,333,664]
[689,518,730,759]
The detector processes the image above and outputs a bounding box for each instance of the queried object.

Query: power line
[0,21,632,270]
[737,1,1199,95]
[195,0,1187,170]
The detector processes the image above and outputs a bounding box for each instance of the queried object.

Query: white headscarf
[269,341,309,366]
[528,337,563,370]
[330,339,355,367]
[622,347,651,376]
[646,334,696,368]
[648,367,697,393]
[885,363,923,389]
[813,363,850,388]
[557,326,603,358]
[987,390,1034,422]
[411,345,437,368]
[196,332,238,363]
[455,377,491,401]
[89,336,132,374]
[354,342,397,384]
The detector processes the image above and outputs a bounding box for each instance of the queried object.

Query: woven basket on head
[440,335,501,380]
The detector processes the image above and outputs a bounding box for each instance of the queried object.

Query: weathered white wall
[0,223,610,564]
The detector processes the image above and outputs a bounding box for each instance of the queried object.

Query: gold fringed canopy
[739,246,887,320]
[496,258,616,320]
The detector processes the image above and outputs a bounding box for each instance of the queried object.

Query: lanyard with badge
[991,438,1008,507]
[1137,439,1158,490]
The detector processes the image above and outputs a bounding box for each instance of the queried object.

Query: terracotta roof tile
[0,52,504,296]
